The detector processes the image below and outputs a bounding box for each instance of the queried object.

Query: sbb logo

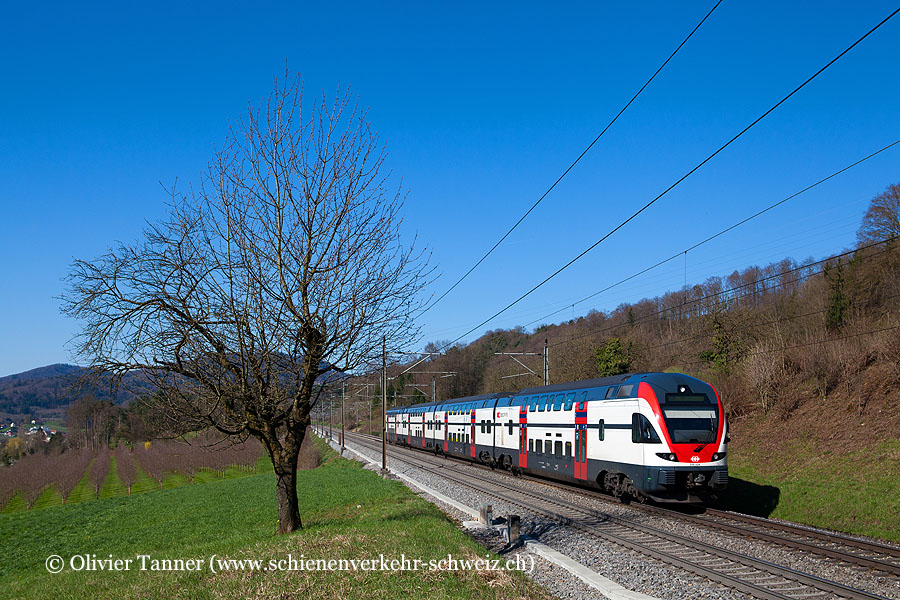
[690,456,700,463]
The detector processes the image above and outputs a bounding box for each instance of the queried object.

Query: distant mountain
[1,363,82,382]
[0,361,343,422]
[0,364,151,421]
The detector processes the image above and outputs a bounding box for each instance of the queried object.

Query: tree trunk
[272,445,302,534]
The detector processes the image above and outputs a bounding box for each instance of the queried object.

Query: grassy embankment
[0,438,550,600]
[721,438,900,543]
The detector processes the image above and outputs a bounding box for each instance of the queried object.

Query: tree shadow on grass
[713,476,780,517]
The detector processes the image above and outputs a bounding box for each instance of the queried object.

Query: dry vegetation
[0,435,266,510]
[373,235,900,457]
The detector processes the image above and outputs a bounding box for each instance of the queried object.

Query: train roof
[517,373,642,395]
[386,392,511,414]
[386,373,713,414]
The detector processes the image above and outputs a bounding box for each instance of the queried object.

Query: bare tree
[857,182,900,246]
[62,73,430,533]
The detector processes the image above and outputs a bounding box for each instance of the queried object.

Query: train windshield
[661,393,718,444]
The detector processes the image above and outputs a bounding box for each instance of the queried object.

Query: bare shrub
[743,342,782,413]
[114,445,137,494]
[54,449,92,503]
[89,446,111,498]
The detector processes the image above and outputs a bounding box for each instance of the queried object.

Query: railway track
[334,430,895,600]
[335,430,900,577]
[642,504,900,577]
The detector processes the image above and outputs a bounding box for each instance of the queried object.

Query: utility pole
[382,336,387,473]
[544,338,549,386]
[329,395,333,440]
[340,380,345,452]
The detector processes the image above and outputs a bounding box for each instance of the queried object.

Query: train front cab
[630,374,728,502]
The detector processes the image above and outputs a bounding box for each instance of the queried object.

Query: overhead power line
[547,236,899,350]
[436,7,900,353]
[645,288,900,353]
[421,0,724,314]
[522,137,900,329]
[679,322,900,370]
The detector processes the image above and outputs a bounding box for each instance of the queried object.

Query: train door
[470,409,476,458]
[518,405,527,468]
[443,412,448,453]
[490,401,498,462]
[574,400,587,480]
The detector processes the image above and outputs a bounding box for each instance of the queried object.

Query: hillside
[370,237,900,536]
[0,364,151,423]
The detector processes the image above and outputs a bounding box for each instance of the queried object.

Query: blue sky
[1,1,899,376]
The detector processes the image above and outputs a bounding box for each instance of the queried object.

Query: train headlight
[655,452,678,462]
[711,452,727,461]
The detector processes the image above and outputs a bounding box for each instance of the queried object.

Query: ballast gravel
[327,434,761,600]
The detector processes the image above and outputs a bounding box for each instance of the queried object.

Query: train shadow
[712,476,781,517]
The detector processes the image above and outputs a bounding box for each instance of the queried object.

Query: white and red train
[386,372,728,502]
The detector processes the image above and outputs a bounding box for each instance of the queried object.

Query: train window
[530,396,538,412]
[508,420,513,436]
[605,386,618,399]
[535,439,542,453]
[465,433,469,444]
[529,439,534,452]
[552,394,562,411]
[598,419,605,441]
[565,441,572,457]
[564,392,576,410]
[632,413,662,444]
[617,385,634,398]
[580,391,587,405]
[539,395,548,411]
[555,441,563,456]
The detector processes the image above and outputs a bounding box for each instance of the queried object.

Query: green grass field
[0,439,550,600]
[721,438,900,543]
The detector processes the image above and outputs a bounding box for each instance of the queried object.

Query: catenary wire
[420,1,724,315]
[546,236,899,350]
[520,138,900,329]
[433,8,900,353]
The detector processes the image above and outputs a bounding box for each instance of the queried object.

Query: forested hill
[0,365,149,420]
[0,362,344,423]
[388,238,900,445]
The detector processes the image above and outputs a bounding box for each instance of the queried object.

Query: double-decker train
[386,372,728,503]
